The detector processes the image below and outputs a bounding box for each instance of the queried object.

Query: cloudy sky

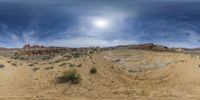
[0,0,200,48]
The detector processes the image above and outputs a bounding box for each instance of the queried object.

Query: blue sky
[0,0,200,48]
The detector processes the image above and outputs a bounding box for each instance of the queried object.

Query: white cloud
[46,8,137,47]
[161,41,200,48]
[9,33,19,41]
[22,31,42,45]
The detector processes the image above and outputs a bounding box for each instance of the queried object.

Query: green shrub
[57,70,81,84]
[90,67,97,74]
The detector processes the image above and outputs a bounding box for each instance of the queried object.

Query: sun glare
[93,18,109,29]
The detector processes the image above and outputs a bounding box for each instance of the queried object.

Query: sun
[92,18,109,29]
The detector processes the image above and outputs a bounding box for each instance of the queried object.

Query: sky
[0,0,200,48]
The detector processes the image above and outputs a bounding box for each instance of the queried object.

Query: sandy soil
[0,49,200,99]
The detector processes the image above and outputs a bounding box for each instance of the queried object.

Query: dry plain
[0,49,200,100]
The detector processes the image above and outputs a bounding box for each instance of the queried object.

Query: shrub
[67,63,76,67]
[19,57,27,61]
[63,55,71,59]
[34,62,38,64]
[57,70,81,84]
[44,66,54,70]
[29,64,34,66]
[11,56,19,59]
[7,61,11,63]
[71,53,81,58]
[0,64,4,68]
[12,63,17,66]
[42,56,51,60]
[59,63,66,66]
[54,60,60,63]
[90,67,97,74]
[77,64,82,67]
[33,67,39,72]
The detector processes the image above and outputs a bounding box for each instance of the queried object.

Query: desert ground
[0,47,200,100]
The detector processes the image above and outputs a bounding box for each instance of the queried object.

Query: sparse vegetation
[33,67,39,72]
[54,60,60,63]
[12,63,17,66]
[71,53,81,58]
[63,55,72,60]
[68,63,76,67]
[29,64,34,66]
[59,63,66,66]
[77,64,82,67]
[57,70,81,84]
[7,61,11,63]
[11,56,19,60]
[34,62,38,64]
[41,56,51,60]
[0,64,4,68]
[115,59,121,62]
[19,57,27,61]
[44,66,54,70]
[90,67,97,74]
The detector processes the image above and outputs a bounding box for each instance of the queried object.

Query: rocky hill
[1,43,183,60]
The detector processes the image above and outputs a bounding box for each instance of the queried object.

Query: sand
[0,49,200,99]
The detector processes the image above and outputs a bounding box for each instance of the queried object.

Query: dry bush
[28,64,34,66]
[59,63,66,66]
[77,64,82,67]
[44,66,54,70]
[12,63,17,66]
[57,70,81,84]
[33,67,39,72]
[90,67,97,74]
[0,64,4,68]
